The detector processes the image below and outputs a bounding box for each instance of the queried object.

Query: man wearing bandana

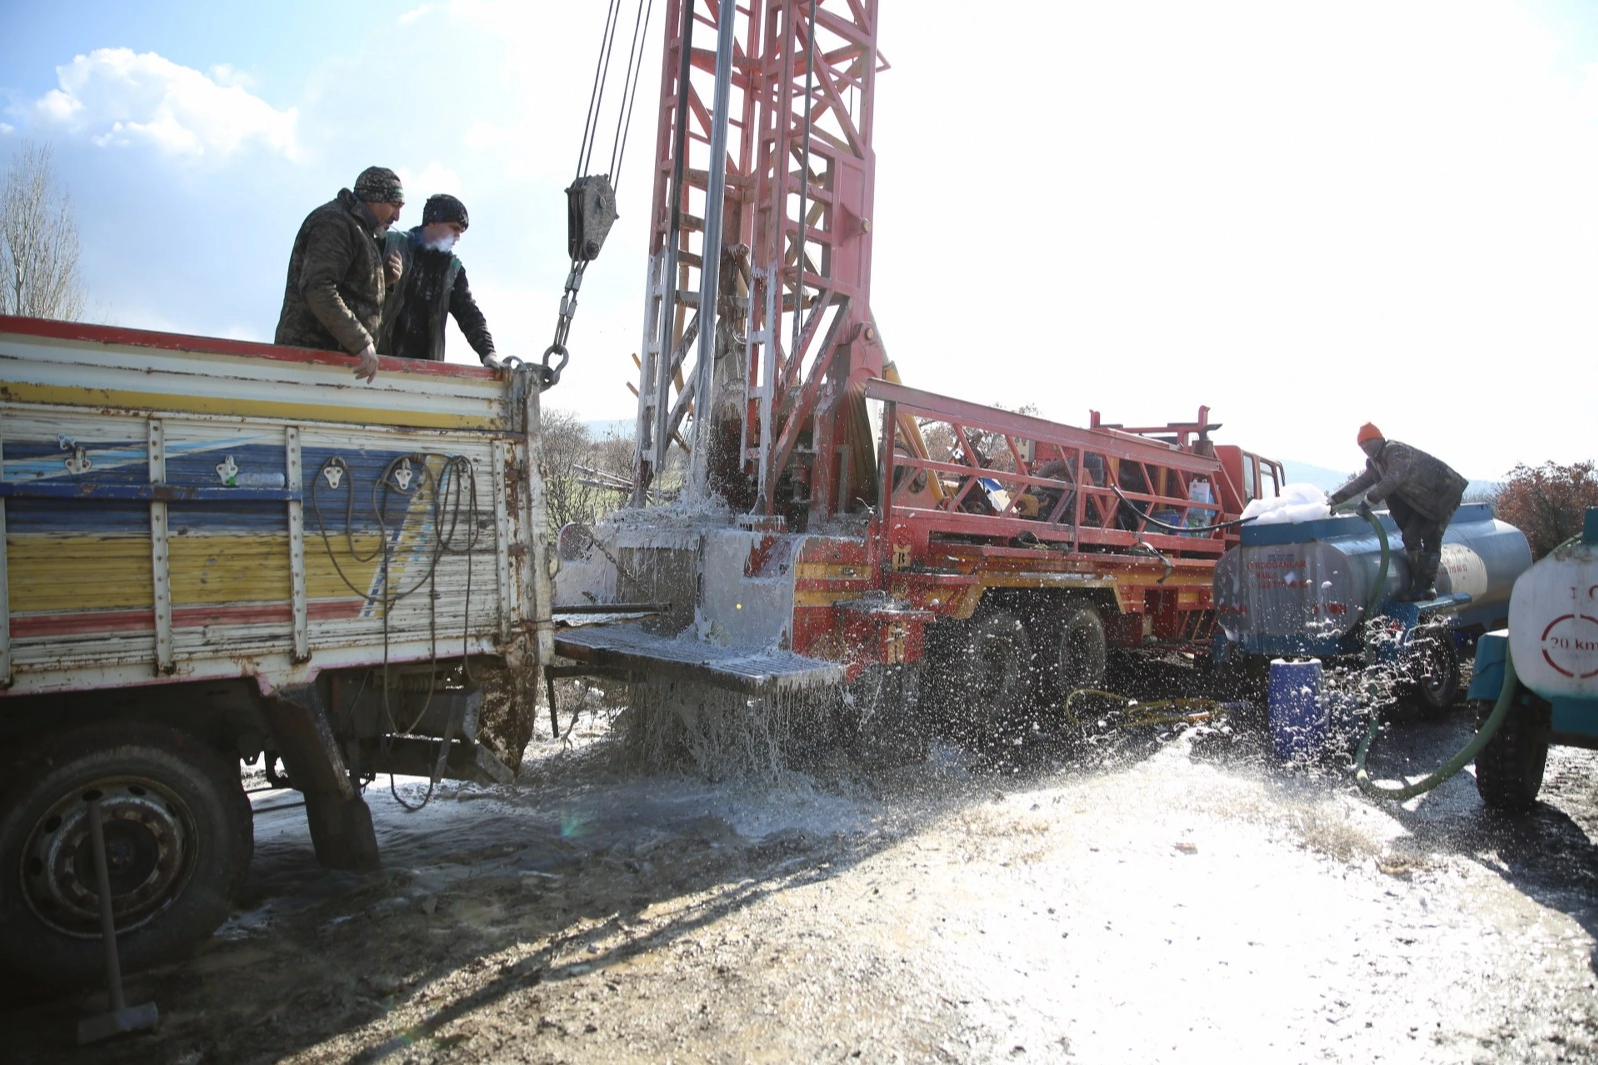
[275,165,405,382]
[378,194,498,368]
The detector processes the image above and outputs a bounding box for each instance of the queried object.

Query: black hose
[1108,483,1254,533]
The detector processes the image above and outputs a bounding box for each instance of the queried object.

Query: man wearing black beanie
[378,193,498,367]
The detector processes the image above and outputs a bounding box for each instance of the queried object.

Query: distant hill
[1280,460,1499,503]
[1280,461,1354,492]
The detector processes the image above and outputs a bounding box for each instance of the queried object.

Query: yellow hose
[1063,689,1230,732]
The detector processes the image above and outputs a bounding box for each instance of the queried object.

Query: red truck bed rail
[865,379,1271,562]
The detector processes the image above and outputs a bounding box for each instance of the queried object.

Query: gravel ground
[7,685,1598,1065]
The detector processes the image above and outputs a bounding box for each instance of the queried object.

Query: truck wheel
[954,609,1035,740]
[1054,602,1108,697]
[1473,698,1550,813]
[0,723,253,989]
[841,661,927,766]
[1404,626,1460,720]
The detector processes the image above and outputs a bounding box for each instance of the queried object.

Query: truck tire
[1053,601,1108,698]
[1403,626,1461,720]
[0,722,253,989]
[953,609,1035,740]
[841,661,928,767]
[1473,698,1550,813]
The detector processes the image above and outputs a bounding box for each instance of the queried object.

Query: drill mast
[631,0,884,525]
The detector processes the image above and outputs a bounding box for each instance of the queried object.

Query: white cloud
[207,63,255,90]
[461,121,506,151]
[398,4,443,25]
[1581,62,1598,119]
[31,48,298,160]
[399,161,466,203]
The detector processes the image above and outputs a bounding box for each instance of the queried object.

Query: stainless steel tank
[1214,503,1531,655]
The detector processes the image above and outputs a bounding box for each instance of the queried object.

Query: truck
[0,316,554,986]
[549,0,1285,748]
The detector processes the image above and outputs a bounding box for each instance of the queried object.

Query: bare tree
[1,142,86,320]
[541,409,635,529]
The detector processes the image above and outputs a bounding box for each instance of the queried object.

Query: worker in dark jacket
[1328,423,1468,600]
[274,166,406,382]
[377,194,498,367]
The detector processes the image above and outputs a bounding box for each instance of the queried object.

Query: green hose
[1353,646,1518,801]
[1326,501,1391,616]
[1361,509,1389,619]
[1349,527,1581,801]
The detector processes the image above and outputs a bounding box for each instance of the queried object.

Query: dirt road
[8,697,1598,1065]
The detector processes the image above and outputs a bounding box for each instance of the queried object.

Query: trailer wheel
[1473,698,1550,813]
[1053,602,1108,698]
[953,609,1035,739]
[0,723,253,989]
[1404,626,1461,719]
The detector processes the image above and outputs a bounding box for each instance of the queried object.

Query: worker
[274,166,406,383]
[377,194,499,368]
[1327,423,1467,601]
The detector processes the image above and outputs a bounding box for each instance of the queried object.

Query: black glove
[1356,499,1372,519]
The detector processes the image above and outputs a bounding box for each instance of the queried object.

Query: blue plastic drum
[1268,658,1326,759]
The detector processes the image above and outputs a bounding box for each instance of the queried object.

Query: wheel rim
[1418,661,1454,703]
[1413,631,1459,708]
[19,775,199,938]
[973,624,1024,696]
[1058,612,1106,693]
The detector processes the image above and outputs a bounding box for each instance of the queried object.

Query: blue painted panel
[165,441,287,488]
[1466,633,1509,702]
[168,500,290,535]
[5,441,437,536]
[4,497,151,535]
[4,439,151,486]
[1551,698,1598,737]
[1240,502,1495,547]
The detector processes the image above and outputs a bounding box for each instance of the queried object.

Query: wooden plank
[149,418,173,674]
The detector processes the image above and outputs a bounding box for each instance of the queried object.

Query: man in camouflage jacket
[1328,423,1468,600]
[274,166,406,382]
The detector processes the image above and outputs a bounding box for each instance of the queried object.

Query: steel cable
[309,452,484,812]
[577,0,624,179]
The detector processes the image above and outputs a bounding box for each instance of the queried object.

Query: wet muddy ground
[8,679,1598,1065]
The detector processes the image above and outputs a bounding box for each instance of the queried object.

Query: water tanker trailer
[1213,503,1531,713]
[1466,508,1598,810]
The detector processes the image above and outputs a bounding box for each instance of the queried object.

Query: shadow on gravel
[1330,710,1598,976]
[1471,799,1598,971]
[0,739,976,1065]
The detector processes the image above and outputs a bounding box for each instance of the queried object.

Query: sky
[2,0,1596,482]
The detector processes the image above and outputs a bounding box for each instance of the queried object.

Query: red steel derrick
[632,0,883,525]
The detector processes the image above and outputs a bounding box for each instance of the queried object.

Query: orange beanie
[1356,422,1383,445]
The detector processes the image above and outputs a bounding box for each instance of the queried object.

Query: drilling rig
[552,0,1284,756]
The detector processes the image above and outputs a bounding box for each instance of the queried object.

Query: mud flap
[259,685,381,873]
